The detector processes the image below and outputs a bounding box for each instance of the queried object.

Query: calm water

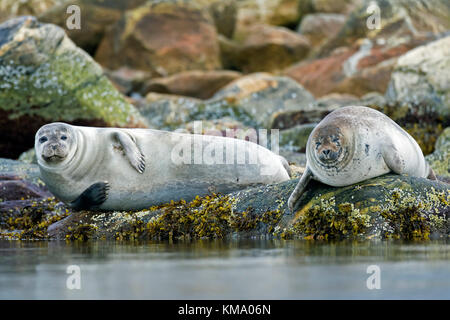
[0,239,448,299]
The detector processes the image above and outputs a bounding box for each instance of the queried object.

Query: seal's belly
[88,141,288,210]
[313,155,390,187]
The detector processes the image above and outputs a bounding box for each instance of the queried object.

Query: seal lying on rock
[288,106,436,212]
[35,123,290,211]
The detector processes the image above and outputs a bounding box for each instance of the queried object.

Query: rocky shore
[0,0,448,240]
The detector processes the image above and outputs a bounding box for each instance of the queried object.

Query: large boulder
[0,16,146,158]
[225,24,310,73]
[94,1,221,77]
[319,0,450,57]
[212,73,316,128]
[386,36,450,121]
[0,0,56,24]
[310,0,363,14]
[45,174,449,240]
[142,70,242,99]
[39,0,147,54]
[297,13,346,49]
[234,0,303,34]
[284,37,431,97]
[135,93,255,130]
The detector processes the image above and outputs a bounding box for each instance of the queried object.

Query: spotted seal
[288,106,436,212]
[35,122,290,211]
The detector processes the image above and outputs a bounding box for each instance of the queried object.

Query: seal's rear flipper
[114,131,145,174]
[279,155,292,177]
[426,163,437,181]
[287,166,313,213]
[70,181,110,210]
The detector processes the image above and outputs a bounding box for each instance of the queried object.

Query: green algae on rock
[426,127,450,180]
[45,174,449,241]
[282,175,449,240]
[0,16,147,158]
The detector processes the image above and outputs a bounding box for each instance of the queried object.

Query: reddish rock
[142,70,242,99]
[94,2,221,77]
[284,47,357,97]
[284,38,433,97]
[334,58,397,96]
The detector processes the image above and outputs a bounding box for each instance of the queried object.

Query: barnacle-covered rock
[0,158,72,239]
[46,174,449,241]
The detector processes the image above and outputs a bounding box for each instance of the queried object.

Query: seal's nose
[51,144,57,150]
[322,149,331,157]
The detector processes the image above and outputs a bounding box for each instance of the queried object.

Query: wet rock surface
[45,174,449,241]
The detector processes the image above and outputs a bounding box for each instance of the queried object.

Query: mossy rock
[0,158,72,239]
[280,175,449,240]
[0,16,147,158]
[426,127,450,180]
[46,174,449,241]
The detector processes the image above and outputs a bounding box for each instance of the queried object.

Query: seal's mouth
[42,154,66,162]
[318,148,342,163]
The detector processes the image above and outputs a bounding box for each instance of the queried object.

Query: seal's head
[308,123,353,170]
[35,123,77,165]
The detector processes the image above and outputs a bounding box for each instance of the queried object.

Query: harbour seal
[35,123,290,211]
[288,106,436,212]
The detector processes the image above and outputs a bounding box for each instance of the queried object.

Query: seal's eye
[315,141,321,148]
[39,137,48,143]
[61,135,67,141]
[332,137,340,143]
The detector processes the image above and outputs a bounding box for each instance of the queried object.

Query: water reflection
[0,239,448,299]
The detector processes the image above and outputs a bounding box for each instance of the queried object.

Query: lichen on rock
[0,16,147,158]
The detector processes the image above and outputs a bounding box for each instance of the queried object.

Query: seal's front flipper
[382,145,406,175]
[70,181,110,210]
[287,166,313,213]
[114,131,145,174]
